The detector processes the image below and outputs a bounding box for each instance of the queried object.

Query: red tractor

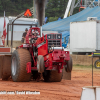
[0,0,72,82]
[11,27,72,82]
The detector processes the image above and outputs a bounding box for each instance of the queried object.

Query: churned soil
[0,66,99,100]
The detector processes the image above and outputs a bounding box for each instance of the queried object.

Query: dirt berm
[71,54,98,66]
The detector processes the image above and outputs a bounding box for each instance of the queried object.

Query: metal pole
[92,57,93,86]
[33,0,36,18]
[70,0,75,16]
[11,22,13,53]
[7,23,9,46]
[85,0,87,8]
[40,26,42,37]
[98,0,100,6]
[33,0,34,17]
[11,15,22,53]
[64,0,73,18]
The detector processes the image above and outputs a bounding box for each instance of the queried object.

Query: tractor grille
[48,40,61,49]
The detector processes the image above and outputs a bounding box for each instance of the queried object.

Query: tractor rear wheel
[11,48,31,82]
[43,70,63,82]
[0,56,11,80]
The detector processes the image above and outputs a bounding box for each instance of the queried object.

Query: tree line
[0,0,33,16]
[0,0,79,22]
[46,0,79,22]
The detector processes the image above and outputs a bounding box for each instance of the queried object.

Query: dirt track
[0,66,100,100]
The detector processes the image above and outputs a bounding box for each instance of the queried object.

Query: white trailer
[70,20,100,53]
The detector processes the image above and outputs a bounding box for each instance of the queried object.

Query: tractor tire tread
[43,70,63,82]
[11,48,31,82]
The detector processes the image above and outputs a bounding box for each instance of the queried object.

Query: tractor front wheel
[11,48,31,82]
[43,70,63,82]
[65,56,72,72]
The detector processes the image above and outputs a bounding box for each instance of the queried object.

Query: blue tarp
[42,7,100,48]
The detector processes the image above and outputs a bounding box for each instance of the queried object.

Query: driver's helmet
[25,28,28,31]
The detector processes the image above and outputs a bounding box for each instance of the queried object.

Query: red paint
[24,9,32,17]
[26,62,31,73]
[79,0,85,12]
[26,27,40,44]
[38,43,48,56]
[19,27,71,73]
[80,0,82,7]
[0,48,10,52]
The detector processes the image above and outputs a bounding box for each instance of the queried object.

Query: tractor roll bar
[7,23,37,52]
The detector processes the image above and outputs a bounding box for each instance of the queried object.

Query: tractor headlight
[57,34,61,39]
[47,34,51,39]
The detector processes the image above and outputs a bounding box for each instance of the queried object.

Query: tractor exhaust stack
[34,0,46,37]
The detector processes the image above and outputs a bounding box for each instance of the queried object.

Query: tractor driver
[21,28,28,43]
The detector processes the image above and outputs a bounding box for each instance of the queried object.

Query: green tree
[48,16,58,22]
[0,0,33,16]
[0,0,80,21]
[45,0,80,22]
[46,0,68,19]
